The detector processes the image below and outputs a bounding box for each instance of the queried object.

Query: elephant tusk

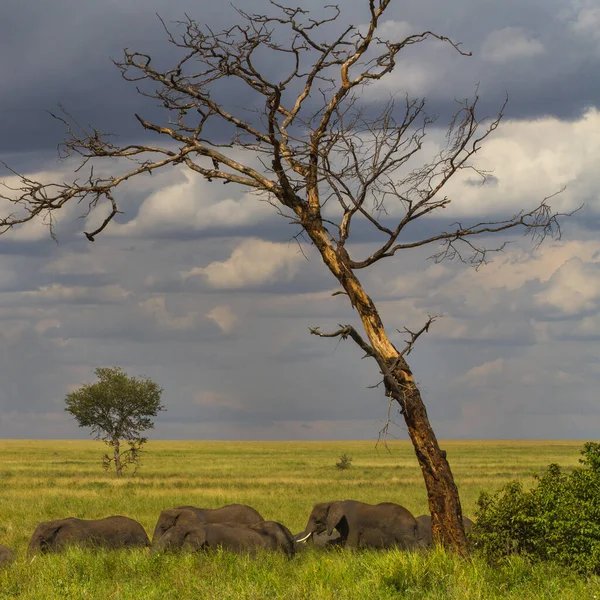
[295,532,313,543]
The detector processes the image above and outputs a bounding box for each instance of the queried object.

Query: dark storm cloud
[0,0,270,152]
[1,0,598,158]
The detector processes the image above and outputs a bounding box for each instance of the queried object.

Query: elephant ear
[325,502,345,536]
[161,510,180,531]
[184,528,206,551]
[42,524,64,551]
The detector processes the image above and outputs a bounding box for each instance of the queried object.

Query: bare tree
[0,1,570,555]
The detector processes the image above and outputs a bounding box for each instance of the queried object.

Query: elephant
[152,520,295,558]
[151,504,264,545]
[295,500,419,549]
[0,544,15,566]
[415,514,474,547]
[28,516,150,554]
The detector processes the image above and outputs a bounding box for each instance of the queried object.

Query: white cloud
[359,19,415,44]
[448,240,600,292]
[109,167,277,237]
[138,296,201,331]
[431,108,600,218]
[19,283,131,304]
[452,353,582,392]
[323,109,600,227]
[0,168,80,242]
[452,357,505,388]
[206,304,238,333]
[33,318,61,334]
[533,257,600,316]
[186,238,304,290]
[373,237,600,345]
[481,27,545,63]
[43,253,107,276]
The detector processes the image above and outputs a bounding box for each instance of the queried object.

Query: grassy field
[0,439,598,599]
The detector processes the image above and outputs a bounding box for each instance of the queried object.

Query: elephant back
[29,516,149,553]
[176,504,264,525]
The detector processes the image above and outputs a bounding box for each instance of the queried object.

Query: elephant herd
[0,500,474,566]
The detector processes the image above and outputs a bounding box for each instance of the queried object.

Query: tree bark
[113,439,123,477]
[387,363,467,555]
[301,211,468,555]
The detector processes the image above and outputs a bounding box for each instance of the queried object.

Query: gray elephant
[295,500,419,549]
[152,520,295,558]
[415,514,474,547]
[151,504,264,545]
[0,544,15,566]
[28,516,149,554]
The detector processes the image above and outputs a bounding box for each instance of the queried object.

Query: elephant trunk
[27,538,42,556]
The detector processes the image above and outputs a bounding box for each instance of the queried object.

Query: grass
[0,439,598,598]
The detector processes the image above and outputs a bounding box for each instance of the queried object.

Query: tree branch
[309,324,377,359]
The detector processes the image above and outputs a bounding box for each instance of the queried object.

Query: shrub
[471,442,600,573]
[335,454,353,470]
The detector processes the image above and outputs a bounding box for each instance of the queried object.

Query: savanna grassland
[0,439,598,599]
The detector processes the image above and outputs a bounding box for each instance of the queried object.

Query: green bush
[471,442,600,573]
[335,454,353,470]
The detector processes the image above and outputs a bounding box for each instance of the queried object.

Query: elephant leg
[345,528,360,549]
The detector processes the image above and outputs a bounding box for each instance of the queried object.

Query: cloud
[481,27,545,63]
[0,163,95,243]
[108,167,278,238]
[358,19,415,43]
[138,295,203,331]
[562,1,600,50]
[319,108,600,236]
[427,108,600,218]
[533,257,600,317]
[18,283,132,305]
[43,252,108,276]
[367,236,600,350]
[452,358,506,388]
[186,238,304,290]
[447,240,600,293]
[33,318,61,335]
[206,304,238,333]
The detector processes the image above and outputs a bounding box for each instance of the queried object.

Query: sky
[0,0,599,441]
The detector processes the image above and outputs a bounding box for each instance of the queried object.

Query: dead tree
[0,1,569,555]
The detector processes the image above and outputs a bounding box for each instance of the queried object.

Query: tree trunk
[302,215,468,555]
[387,362,468,555]
[113,439,122,477]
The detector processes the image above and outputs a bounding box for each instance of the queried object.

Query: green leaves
[471,443,600,574]
[64,366,165,475]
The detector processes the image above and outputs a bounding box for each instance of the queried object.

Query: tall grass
[0,440,597,599]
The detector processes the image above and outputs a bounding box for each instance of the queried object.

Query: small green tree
[65,366,165,476]
[335,454,353,470]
